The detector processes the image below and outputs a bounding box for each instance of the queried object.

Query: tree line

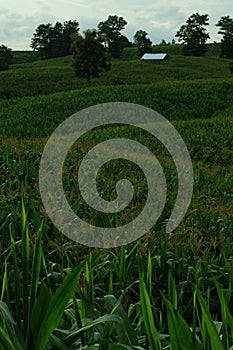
[0,13,233,77]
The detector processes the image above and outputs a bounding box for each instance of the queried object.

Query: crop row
[1,55,232,99]
[1,79,233,137]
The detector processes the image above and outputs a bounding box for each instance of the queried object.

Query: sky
[0,0,232,50]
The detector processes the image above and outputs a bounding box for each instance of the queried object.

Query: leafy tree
[176,13,210,56]
[119,35,132,48]
[71,29,111,84]
[134,30,152,57]
[0,44,13,71]
[52,20,80,57]
[98,15,127,58]
[0,44,13,64]
[31,23,54,58]
[160,39,167,45]
[31,20,79,59]
[216,16,233,59]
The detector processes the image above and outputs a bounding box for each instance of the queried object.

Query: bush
[0,57,8,71]
[229,61,233,74]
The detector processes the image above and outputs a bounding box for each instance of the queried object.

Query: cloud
[0,1,232,49]
[0,8,58,49]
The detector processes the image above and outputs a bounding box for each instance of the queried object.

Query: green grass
[1,53,231,99]
[0,49,232,348]
[1,78,233,137]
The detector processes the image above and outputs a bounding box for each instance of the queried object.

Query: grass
[1,79,233,137]
[0,48,232,348]
[1,52,232,99]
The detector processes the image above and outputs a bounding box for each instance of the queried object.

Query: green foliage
[0,130,232,347]
[0,54,232,99]
[1,79,233,136]
[216,16,233,58]
[0,46,233,349]
[134,30,152,57]
[71,29,111,84]
[176,13,210,56]
[98,15,128,58]
[0,44,13,64]
[31,20,79,59]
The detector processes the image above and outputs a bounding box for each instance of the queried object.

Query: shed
[140,53,169,60]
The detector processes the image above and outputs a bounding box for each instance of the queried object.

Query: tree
[98,15,127,58]
[119,35,132,48]
[31,23,54,58]
[160,39,167,45]
[176,13,210,56]
[0,44,13,64]
[52,20,80,57]
[216,16,233,59]
[0,44,13,71]
[134,30,152,57]
[71,29,111,84]
[31,20,79,59]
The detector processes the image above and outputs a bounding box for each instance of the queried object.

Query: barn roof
[140,53,169,60]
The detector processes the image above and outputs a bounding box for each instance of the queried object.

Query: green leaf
[65,313,122,341]
[29,223,43,314]
[139,276,161,350]
[163,295,203,350]
[196,289,225,350]
[30,283,52,337]
[49,333,72,350]
[0,301,23,350]
[0,326,23,350]
[21,199,30,335]
[31,264,83,350]
[10,231,21,325]
[104,294,139,346]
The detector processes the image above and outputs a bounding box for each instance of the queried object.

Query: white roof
[141,53,168,60]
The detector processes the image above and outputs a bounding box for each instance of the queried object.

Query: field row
[1,55,232,99]
[1,79,233,137]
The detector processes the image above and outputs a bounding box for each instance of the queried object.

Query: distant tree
[171,38,176,45]
[134,30,152,57]
[52,20,80,57]
[176,13,210,56]
[98,15,127,58]
[216,16,233,58]
[160,39,167,45]
[71,29,111,84]
[119,35,132,48]
[31,23,54,58]
[0,44,13,64]
[31,20,79,59]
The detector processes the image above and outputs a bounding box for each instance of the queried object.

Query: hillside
[0,45,233,349]
[1,48,232,100]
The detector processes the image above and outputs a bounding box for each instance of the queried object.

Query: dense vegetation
[0,48,232,349]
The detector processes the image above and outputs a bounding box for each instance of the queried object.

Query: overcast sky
[0,0,232,50]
